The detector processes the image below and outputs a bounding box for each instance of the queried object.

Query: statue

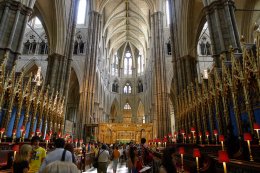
[166,38,171,55]
[138,81,143,93]
[200,42,206,55]
[206,41,211,55]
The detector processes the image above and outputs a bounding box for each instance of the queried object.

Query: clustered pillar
[78,11,101,139]
[151,12,170,138]
[0,0,36,71]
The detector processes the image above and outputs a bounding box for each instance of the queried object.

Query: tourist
[41,161,79,173]
[29,136,46,173]
[97,144,110,173]
[112,146,120,173]
[128,146,142,173]
[39,138,73,172]
[13,144,32,173]
[64,143,77,164]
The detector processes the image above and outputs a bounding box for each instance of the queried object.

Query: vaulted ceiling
[99,0,153,58]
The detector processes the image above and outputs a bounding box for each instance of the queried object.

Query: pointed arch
[169,99,175,134]
[110,99,119,123]
[137,101,145,123]
[123,100,132,123]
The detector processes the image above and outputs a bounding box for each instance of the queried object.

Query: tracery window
[123,82,132,94]
[124,51,132,75]
[124,103,131,110]
[197,22,213,81]
[112,53,119,76]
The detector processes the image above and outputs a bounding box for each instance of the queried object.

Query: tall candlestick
[181,154,184,173]
[196,157,199,173]
[244,133,253,161]
[257,130,260,145]
[247,140,254,161]
[253,123,260,145]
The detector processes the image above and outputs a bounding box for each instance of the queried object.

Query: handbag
[93,149,104,168]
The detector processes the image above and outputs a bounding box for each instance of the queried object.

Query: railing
[146,144,260,173]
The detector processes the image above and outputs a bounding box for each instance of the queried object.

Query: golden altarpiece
[98,123,153,144]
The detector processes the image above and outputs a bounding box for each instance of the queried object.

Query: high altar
[98,123,153,144]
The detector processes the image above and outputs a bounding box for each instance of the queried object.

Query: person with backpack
[39,138,73,172]
[96,144,110,173]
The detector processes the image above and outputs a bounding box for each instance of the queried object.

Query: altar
[98,123,153,144]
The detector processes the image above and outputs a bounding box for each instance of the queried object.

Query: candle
[193,148,201,173]
[191,127,196,143]
[199,132,202,144]
[45,134,50,149]
[12,129,16,143]
[179,147,185,173]
[0,128,5,143]
[253,123,260,145]
[214,130,218,144]
[206,131,210,144]
[22,131,26,142]
[30,132,35,139]
[12,145,19,160]
[36,129,40,136]
[180,130,185,143]
[173,132,177,141]
[218,150,229,173]
[188,134,191,143]
[244,133,253,161]
[219,135,225,151]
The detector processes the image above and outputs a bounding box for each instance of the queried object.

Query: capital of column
[48,53,65,60]
[151,11,164,21]
[180,55,196,61]
[203,0,235,14]
[88,10,102,17]
[0,0,34,15]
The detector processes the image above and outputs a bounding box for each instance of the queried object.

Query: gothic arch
[169,99,175,133]
[18,59,46,80]
[137,101,145,123]
[66,68,80,123]
[34,0,75,55]
[110,99,119,123]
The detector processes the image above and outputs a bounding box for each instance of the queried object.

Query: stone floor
[83,161,128,173]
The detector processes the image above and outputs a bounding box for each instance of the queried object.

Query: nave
[84,161,128,173]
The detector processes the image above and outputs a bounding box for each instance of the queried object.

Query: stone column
[169,0,180,94]
[203,0,240,67]
[0,0,36,71]
[45,0,79,134]
[45,53,65,92]
[151,12,170,138]
[78,11,101,139]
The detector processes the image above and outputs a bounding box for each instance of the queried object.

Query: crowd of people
[12,137,178,173]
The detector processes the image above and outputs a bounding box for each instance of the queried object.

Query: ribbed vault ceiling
[101,0,153,58]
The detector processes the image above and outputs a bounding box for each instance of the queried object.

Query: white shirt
[98,149,110,162]
[39,148,73,172]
